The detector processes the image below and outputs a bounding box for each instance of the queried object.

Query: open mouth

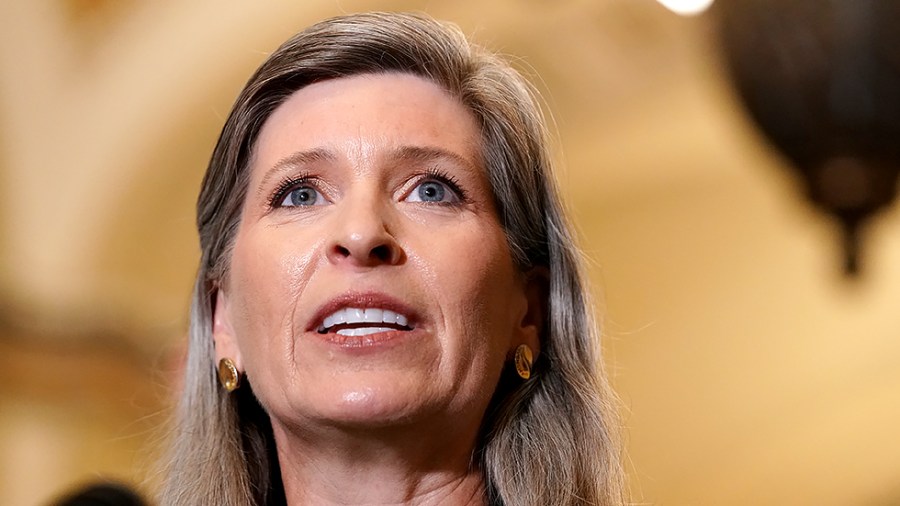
[316,307,413,337]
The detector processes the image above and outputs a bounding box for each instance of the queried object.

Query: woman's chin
[281,380,444,431]
[333,395,420,428]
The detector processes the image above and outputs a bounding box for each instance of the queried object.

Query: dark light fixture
[715,0,900,275]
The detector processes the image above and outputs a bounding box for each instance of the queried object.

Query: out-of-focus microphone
[49,482,148,506]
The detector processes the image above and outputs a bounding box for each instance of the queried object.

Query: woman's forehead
[250,72,483,178]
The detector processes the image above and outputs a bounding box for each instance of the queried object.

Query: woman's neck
[271,420,488,506]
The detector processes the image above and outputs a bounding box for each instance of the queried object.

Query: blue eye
[280,186,324,207]
[406,180,459,204]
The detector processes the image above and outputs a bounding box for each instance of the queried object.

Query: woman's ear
[514,266,549,361]
[212,288,243,371]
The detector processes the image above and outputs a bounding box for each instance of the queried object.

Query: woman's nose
[326,198,404,268]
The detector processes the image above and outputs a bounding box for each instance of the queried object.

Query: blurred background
[1,1,899,504]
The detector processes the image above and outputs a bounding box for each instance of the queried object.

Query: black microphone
[50,482,148,506]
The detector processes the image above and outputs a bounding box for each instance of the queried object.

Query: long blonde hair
[161,12,625,506]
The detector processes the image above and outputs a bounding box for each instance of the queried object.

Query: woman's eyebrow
[257,148,336,192]
[390,145,479,175]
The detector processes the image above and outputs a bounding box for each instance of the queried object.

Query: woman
[162,12,625,506]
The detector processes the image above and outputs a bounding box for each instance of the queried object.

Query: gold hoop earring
[514,344,533,380]
[218,358,241,392]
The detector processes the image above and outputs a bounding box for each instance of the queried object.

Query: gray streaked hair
[161,11,625,506]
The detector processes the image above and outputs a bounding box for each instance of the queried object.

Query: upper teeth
[319,307,410,332]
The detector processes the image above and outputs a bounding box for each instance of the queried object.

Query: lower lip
[314,328,420,349]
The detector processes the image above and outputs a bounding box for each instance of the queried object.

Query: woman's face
[213,73,541,436]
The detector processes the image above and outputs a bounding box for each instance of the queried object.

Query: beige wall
[2,1,899,505]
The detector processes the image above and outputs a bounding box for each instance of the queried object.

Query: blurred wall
[1,1,899,505]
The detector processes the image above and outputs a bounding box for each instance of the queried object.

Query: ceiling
[2,1,899,505]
